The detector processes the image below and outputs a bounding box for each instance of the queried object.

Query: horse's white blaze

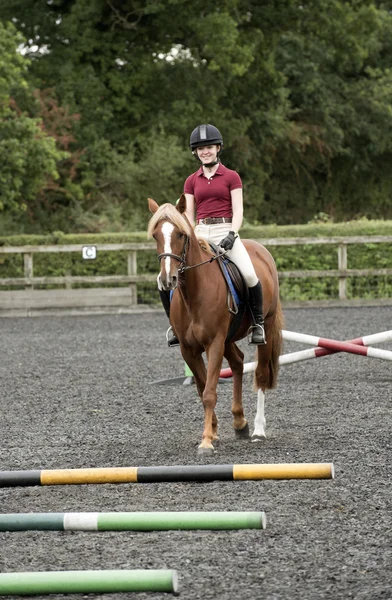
[161,222,175,285]
[252,389,266,439]
[156,273,163,291]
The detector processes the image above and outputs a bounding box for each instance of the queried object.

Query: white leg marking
[252,389,266,440]
[161,222,175,286]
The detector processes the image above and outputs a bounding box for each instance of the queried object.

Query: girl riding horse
[160,124,266,347]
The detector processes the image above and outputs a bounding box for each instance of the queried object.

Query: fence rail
[0,236,391,315]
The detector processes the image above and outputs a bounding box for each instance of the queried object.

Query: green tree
[0,21,64,229]
[1,1,391,231]
[266,1,392,222]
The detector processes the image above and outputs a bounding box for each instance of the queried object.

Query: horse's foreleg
[182,352,206,398]
[180,350,220,446]
[197,342,225,455]
[225,343,249,438]
[211,411,219,445]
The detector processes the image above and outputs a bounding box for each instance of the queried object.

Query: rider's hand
[219,231,237,251]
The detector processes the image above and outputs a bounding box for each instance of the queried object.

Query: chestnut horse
[148,195,284,455]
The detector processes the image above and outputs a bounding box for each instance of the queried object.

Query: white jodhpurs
[194,222,259,287]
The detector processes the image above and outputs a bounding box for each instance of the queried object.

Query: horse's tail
[253,297,285,391]
[268,297,285,389]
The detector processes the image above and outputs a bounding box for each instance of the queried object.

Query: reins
[179,250,227,273]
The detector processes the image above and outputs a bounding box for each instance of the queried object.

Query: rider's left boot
[247,281,267,345]
[159,290,180,347]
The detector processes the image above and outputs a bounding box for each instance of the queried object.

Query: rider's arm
[230,188,244,234]
[185,193,196,227]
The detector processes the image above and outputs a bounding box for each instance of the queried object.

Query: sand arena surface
[0,306,390,599]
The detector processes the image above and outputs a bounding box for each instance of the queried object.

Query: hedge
[0,220,391,302]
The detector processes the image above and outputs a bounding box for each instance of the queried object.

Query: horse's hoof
[235,423,250,439]
[212,438,220,447]
[251,434,266,443]
[197,445,216,456]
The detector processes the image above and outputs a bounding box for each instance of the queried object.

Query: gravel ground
[0,306,391,600]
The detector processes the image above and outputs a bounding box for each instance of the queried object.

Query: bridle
[157,233,227,274]
[157,236,189,273]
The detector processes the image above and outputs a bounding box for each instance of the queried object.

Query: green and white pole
[184,363,193,377]
[0,570,178,595]
[183,362,194,385]
[0,511,267,531]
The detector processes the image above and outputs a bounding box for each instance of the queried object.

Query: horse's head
[147,194,192,291]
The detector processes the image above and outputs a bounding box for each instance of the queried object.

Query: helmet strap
[203,159,220,168]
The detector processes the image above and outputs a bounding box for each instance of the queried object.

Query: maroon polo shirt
[183,163,242,220]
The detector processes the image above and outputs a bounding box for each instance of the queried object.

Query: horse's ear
[148,198,159,214]
[176,193,187,214]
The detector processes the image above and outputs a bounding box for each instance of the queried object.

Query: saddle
[208,243,248,343]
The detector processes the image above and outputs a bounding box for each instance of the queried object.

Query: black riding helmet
[190,124,223,150]
[190,124,223,167]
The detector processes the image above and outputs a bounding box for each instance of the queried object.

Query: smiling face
[195,144,220,165]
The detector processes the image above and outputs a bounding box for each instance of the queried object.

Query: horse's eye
[178,232,184,240]
[152,233,157,240]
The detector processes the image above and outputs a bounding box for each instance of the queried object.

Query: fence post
[127,250,137,306]
[23,253,33,290]
[338,242,347,300]
[65,270,73,289]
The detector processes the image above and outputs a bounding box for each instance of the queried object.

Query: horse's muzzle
[159,272,178,291]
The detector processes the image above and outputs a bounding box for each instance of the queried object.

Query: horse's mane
[147,203,213,256]
[147,203,192,238]
[196,236,214,256]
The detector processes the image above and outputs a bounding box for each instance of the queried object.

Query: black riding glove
[219,231,237,251]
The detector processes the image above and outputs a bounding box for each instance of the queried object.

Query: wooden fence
[0,236,391,316]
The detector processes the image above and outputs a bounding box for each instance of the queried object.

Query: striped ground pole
[0,463,334,486]
[219,329,392,377]
[283,329,392,360]
[0,570,178,595]
[0,511,267,532]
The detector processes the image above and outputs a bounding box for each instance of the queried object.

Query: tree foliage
[0,1,391,232]
[0,21,64,225]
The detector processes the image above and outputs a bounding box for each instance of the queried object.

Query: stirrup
[247,324,267,346]
[166,326,180,347]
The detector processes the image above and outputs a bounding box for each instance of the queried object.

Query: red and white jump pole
[283,330,392,359]
[219,329,392,378]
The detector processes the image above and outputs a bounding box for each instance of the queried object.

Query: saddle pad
[208,242,247,303]
[221,259,241,307]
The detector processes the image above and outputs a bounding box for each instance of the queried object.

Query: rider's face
[196,145,220,163]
